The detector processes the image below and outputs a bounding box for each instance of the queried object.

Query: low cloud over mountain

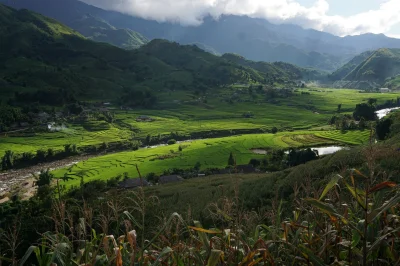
[80,0,400,37]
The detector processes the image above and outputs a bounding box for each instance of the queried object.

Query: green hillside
[222,53,326,82]
[384,75,400,89]
[0,4,271,102]
[329,50,374,80]
[344,48,400,82]
[69,15,148,49]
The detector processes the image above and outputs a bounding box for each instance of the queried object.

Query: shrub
[167,139,177,145]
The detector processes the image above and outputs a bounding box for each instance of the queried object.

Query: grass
[53,130,370,187]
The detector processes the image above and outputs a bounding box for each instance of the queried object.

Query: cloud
[80,0,400,36]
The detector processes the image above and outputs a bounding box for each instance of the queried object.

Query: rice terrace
[2,1,400,264]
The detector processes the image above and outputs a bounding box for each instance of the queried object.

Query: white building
[380,88,391,93]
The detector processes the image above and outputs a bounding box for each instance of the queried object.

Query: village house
[136,115,154,122]
[118,178,149,189]
[380,88,391,93]
[159,175,184,184]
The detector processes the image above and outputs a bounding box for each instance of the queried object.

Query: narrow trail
[0,154,97,195]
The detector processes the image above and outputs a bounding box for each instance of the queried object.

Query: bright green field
[0,88,398,155]
[53,130,370,187]
[103,88,400,138]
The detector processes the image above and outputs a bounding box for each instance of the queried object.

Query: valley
[1,1,400,265]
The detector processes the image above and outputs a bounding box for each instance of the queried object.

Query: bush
[271,127,278,134]
[249,158,261,167]
[167,139,177,145]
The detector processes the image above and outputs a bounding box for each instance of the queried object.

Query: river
[376,107,400,119]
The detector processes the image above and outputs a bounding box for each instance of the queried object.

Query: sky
[81,0,400,37]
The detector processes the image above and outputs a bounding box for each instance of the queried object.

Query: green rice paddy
[1,88,398,187]
[53,130,370,187]
[1,88,397,155]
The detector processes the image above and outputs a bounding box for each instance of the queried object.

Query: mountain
[222,53,327,82]
[343,49,400,82]
[4,0,400,71]
[329,51,375,80]
[69,15,148,49]
[1,0,149,50]
[6,0,400,71]
[2,4,292,105]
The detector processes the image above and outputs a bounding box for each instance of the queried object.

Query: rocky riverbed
[0,154,96,202]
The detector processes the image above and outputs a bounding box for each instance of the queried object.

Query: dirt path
[0,154,98,198]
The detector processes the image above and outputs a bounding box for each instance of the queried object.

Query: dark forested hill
[0,4,286,105]
[1,0,149,50]
[222,53,327,81]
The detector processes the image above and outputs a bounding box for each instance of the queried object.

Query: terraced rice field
[315,130,371,145]
[53,130,369,187]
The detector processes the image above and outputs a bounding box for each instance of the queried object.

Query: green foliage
[228,152,235,166]
[35,169,54,187]
[376,118,393,140]
[287,147,318,166]
[353,103,376,121]
[167,139,176,145]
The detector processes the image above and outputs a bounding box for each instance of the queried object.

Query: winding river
[376,107,400,119]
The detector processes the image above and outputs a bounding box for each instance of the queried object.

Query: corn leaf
[298,244,326,266]
[304,198,340,218]
[368,182,397,193]
[153,246,173,266]
[368,192,400,222]
[188,226,221,234]
[368,227,400,253]
[352,169,368,179]
[123,211,143,230]
[319,174,342,200]
[206,249,223,266]
[344,181,366,209]
[19,246,39,266]
[193,221,210,251]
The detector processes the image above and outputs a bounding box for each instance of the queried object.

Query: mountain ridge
[4,0,400,71]
[1,4,318,107]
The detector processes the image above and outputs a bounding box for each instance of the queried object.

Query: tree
[353,103,376,121]
[145,134,152,145]
[228,152,235,166]
[167,139,176,145]
[337,104,342,113]
[376,118,393,140]
[368,98,377,106]
[146,172,159,184]
[194,162,201,171]
[249,158,261,167]
[271,127,278,134]
[35,169,54,187]
[36,150,46,162]
[1,150,14,170]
